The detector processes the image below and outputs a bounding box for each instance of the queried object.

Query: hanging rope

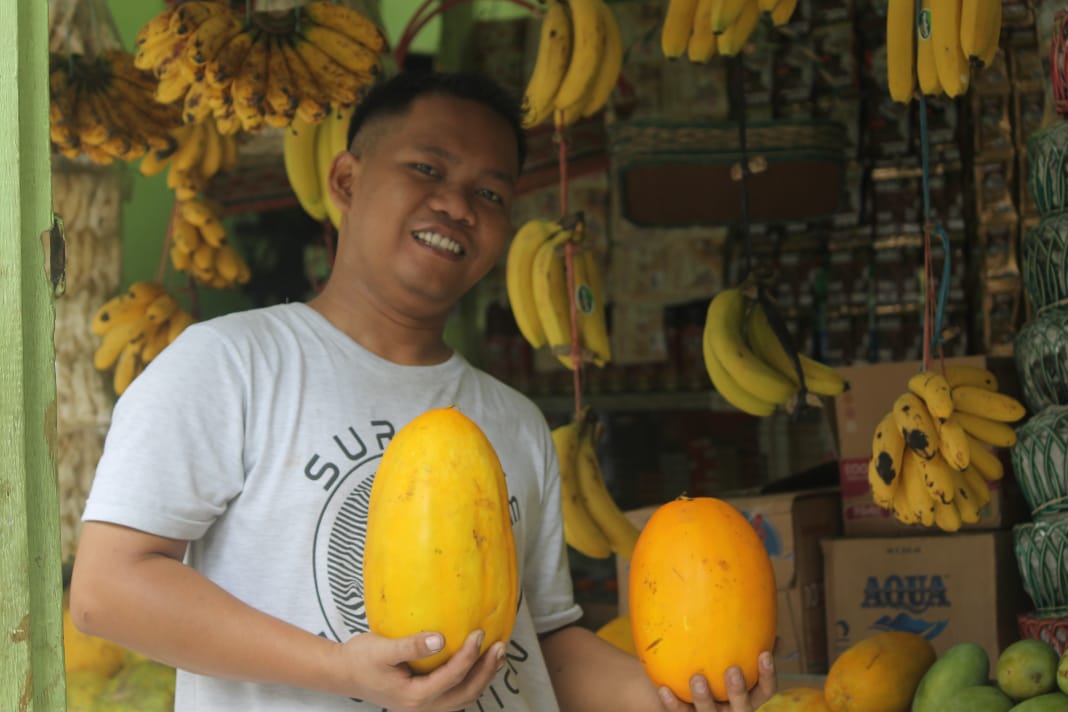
[554,116,586,423]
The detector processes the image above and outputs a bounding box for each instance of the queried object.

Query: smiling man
[70,71,775,712]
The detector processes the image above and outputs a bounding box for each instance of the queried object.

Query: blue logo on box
[740,511,782,557]
[861,575,950,640]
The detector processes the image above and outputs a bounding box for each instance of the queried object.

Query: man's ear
[327,151,358,211]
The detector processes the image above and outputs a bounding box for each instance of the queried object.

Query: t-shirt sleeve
[82,323,248,541]
[520,420,584,635]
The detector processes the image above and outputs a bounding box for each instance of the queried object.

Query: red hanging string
[556,118,584,423]
[156,200,179,286]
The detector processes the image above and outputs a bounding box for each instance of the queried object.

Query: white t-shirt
[83,303,582,711]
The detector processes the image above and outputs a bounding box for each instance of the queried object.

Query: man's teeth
[413,231,462,254]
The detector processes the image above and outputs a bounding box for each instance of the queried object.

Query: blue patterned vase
[1014,513,1068,616]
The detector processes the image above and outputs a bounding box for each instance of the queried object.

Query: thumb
[389,631,446,666]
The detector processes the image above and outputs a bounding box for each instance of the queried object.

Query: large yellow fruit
[363,406,518,673]
[824,631,936,711]
[63,606,126,677]
[759,687,832,711]
[629,496,777,702]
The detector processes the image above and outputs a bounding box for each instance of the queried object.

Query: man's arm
[70,521,502,710]
[539,625,776,712]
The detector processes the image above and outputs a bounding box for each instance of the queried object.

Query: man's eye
[412,163,438,176]
[477,188,503,204]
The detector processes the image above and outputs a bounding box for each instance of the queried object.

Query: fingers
[389,630,448,666]
[410,630,504,708]
[656,685,692,711]
[754,651,777,702]
[720,667,752,710]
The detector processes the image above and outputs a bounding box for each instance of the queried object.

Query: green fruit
[998,640,1060,701]
[1008,692,1068,711]
[914,642,991,712]
[941,685,1015,712]
[1058,650,1068,696]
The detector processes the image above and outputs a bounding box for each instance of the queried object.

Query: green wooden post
[0,0,66,710]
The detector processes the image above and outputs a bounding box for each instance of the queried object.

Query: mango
[824,631,936,712]
[998,640,1060,701]
[913,642,991,712]
[942,685,1014,712]
[1008,692,1068,711]
[758,687,830,711]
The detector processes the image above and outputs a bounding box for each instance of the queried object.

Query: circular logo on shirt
[312,458,380,642]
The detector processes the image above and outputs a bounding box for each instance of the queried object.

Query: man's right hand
[337,628,506,711]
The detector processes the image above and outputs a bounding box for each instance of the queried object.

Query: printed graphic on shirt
[307,419,531,710]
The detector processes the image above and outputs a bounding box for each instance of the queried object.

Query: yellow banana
[573,246,611,366]
[135,7,178,50]
[301,24,381,79]
[231,33,270,132]
[284,116,327,222]
[745,304,847,396]
[522,0,573,128]
[716,0,761,56]
[953,410,1017,448]
[705,289,797,405]
[944,364,998,390]
[938,417,971,471]
[576,423,641,558]
[918,453,955,505]
[144,293,180,326]
[770,0,798,26]
[90,282,163,336]
[113,342,143,396]
[951,385,1026,422]
[171,244,192,272]
[554,0,606,110]
[171,1,228,37]
[532,228,576,365]
[868,457,894,510]
[902,449,935,526]
[886,0,915,102]
[703,321,777,417]
[933,498,962,532]
[710,0,750,34]
[688,0,719,62]
[279,39,331,125]
[950,468,982,524]
[141,322,173,364]
[300,0,386,53]
[184,10,242,66]
[167,310,196,344]
[965,433,1005,480]
[552,421,613,559]
[960,0,1001,67]
[871,412,906,505]
[264,38,298,127]
[193,243,217,273]
[94,321,145,371]
[214,244,246,285]
[916,0,943,94]
[931,0,971,96]
[961,465,992,507]
[580,0,625,118]
[662,0,699,58]
[506,219,555,349]
[892,477,918,525]
[908,370,954,420]
[316,105,353,229]
[293,36,368,108]
[893,391,940,460]
[206,26,255,88]
[181,199,227,248]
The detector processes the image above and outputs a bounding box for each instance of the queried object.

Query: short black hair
[345,71,527,171]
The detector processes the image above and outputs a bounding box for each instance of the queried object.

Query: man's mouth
[413,230,464,256]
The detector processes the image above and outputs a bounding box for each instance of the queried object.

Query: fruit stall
[3,0,1068,708]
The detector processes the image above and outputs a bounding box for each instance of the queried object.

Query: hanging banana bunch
[521,0,625,129]
[659,0,797,63]
[885,0,1001,102]
[134,0,385,134]
[49,49,182,165]
[91,281,197,396]
[866,365,1024,532]
[282,104,355,229]
[169,197,251,290]
[139,116,240,201]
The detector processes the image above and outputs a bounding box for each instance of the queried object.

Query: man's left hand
[656,652,776,712]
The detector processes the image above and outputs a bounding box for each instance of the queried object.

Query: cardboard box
[831,356,1026,536]
[618,490,842,675]
[823,533,1028,668]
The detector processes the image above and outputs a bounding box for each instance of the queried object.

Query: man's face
[334,94,519,322]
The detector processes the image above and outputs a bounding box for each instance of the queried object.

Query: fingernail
[761,652,774,671]
[729,668,743,686]
[474,630,485,649]
[426,634,444,652]
[691,676,709,695]
[495,643,506,670]
[658,687,675,705]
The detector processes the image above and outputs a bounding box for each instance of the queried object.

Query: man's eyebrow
[415,144,515,187]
